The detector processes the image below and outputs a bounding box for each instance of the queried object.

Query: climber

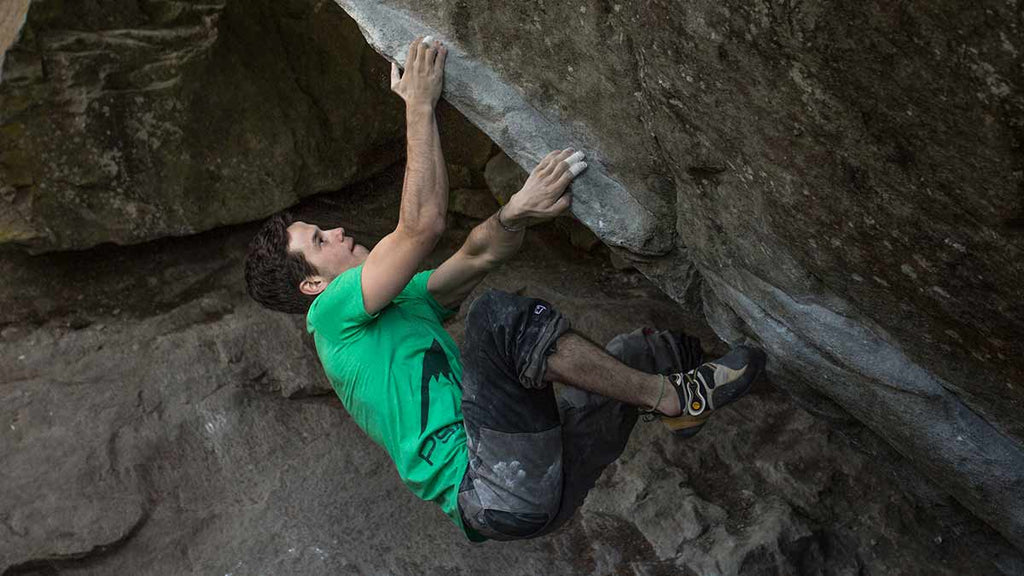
[243,36,765,541]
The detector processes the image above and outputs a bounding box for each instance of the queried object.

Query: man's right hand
[500,149,588,229]
[390,37,447,108]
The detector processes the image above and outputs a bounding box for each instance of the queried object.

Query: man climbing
[244,37,765,541]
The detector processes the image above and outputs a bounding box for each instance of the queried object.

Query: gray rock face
[334,0,1024,550]
[0,0,405,251]
[3,169,1022,575]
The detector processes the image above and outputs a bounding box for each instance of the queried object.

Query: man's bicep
[427,249,491,310]
[361,228,438,315]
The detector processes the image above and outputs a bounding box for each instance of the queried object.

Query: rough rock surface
[0,0,406,251]
[336,0,1024,550]
[4,167,1023,575]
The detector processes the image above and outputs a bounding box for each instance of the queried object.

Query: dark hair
[244,212,319,314]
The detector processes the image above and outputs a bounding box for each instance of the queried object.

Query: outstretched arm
[428,149,587,309]
[361,37,449,314]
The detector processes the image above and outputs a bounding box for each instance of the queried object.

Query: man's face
[287,221,370,294]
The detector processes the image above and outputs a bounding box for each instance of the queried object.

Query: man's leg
[536,328,706,536]
[545,331,683,416]
[457,290,762,540]
[457,290,571,540]
[547,329,765,437]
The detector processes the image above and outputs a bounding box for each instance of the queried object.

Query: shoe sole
[663,412,712,438]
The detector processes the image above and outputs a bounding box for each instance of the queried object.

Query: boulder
[0,0,405,252]
[335,0,1024,551]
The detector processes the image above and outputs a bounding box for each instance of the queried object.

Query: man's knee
[480,509,553,540]
[463,289,570,389]
[461,495,562,541]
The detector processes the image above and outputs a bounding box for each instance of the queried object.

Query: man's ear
[299,276,327,297]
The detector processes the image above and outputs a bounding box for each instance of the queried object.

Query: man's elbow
[415,212,446,239]
[398,215,445,245]
[424,213,447,238]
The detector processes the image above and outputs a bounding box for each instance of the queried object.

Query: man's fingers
[554,160,586,189]
[418,38,438,68]
[416,41,427,68]
[551,148,573,167]
[534,152,555,174]
[555,170,573,189]
[407,37,423,66]
[536,147,569,175]
[550,158,570,179]
[435,43,447,71]
[390,62,401,90]
[423,37,444,70]
[550,150,585,181]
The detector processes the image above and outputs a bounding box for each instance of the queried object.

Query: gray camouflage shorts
[456,290,641,541]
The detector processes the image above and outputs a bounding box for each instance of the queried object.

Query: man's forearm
[460,210,525,269]
[400,104,448,235]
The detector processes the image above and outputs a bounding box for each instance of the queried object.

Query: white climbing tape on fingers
[422,35,434,45]
[564,151,587,177]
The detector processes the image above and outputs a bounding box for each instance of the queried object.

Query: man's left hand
[390,37,447,108]
[501,149,587,229]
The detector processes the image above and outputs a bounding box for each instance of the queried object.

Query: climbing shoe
[660,345,766,438]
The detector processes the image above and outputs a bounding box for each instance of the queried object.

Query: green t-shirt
[306,265,473,537]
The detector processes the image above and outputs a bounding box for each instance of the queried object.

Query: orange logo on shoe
[692,401,701,410]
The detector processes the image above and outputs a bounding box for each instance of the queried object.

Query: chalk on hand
[569,161,588,177]
[423,35,435,45]
[566,151,585,165]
